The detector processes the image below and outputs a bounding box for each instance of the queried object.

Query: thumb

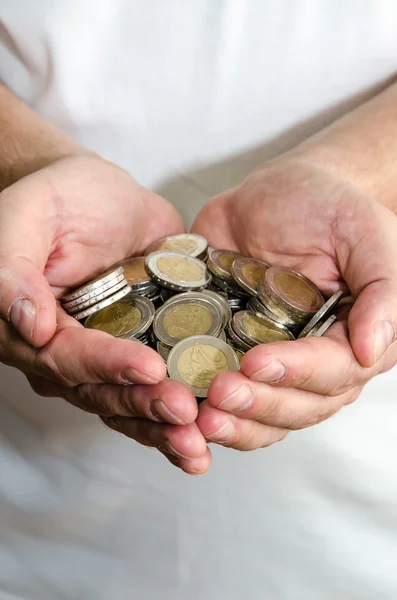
[0,182,57,347]
[341,202,397,368]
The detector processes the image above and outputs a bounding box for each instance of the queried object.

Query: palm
[10,155,184,295]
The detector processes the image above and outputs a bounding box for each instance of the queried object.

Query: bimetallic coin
[227,322,253,352]
[62,266,124,303]
[211,274,249,298]
[145,251,211,291]
[112,256,152,289]
[258,266,324,325]
[247,296,294,328]
[305,314,337,337]
[157,341,172,362]
[207,249,244,282]
[231,257,270,297]
[85,294,155,338]
[225,337,245,363]
[67,278,128,314]
[72,284,131,320]
[153,297,223,347]
[62,273,126,311]
[171,289,232,330]
[144,233,208,258]
[298,291,344,338]
[232,310,294,347]
[167,335,239,398]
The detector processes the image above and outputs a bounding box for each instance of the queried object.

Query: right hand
[0,153,210,475]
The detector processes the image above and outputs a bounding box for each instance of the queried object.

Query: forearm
[284,81,397,212]
[0,84,83,191]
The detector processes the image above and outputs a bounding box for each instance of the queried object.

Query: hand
[191,158,397,450]
[0,153,210,474]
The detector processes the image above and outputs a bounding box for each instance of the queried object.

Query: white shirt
[1,2,397,598]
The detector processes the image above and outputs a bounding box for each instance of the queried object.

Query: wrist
[0,85,86,190]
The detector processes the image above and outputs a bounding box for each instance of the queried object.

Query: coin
[207,249,244,282]
[167,335,239,398]
[305,314,337,337]
[157,341,172,361]
[67,278,129,314]
[297,291,343,338]
[153,297,222,346]
[217,329,227,342]
[145,251,211,291]
[144,233,208,258]
[232,310,295,347]
[62,266,124,303]
[85,294,155,338]
[111,256,152,288]
[72,284,132,320]
[168,290,232,330]
[258,266,324,325]
[211,274,249,298]
[231,257,270,297]
[226,321,253,352]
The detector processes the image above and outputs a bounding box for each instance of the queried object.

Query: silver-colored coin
[144,233,208,258]
[298,291,344,338]
[232,310,295,347]
[227,322,253,352]
[157,341,172,362]
[62,266,124,303]
[145,251,211,291]
[182,289,232,329]
[257,266,324,326]
[305,314,337,337]
[231,257,270,297]
[217,329,227,342]
[67,278,128,314]
[72,284,131,321]
[167,335,240,398]
[247,296,294,328]
[153,296,223,347]
[62,273,126,310]
[85,293,155,338]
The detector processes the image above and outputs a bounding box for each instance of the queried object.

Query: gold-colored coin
[157,256,203,281]
[242,263,267,288]
[163,304,213,340]
[242,313,289,343]
[218,252,241,272]
[274,273,319,309]
[85,303,141,337]
[207,249,244,282]
[177,344,228,388]
[160,238,198,254]
[144,233,207,258]
[116,257,149,285]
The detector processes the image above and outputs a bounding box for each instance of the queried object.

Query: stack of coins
[61,233,345,398]
[61,267,132,321]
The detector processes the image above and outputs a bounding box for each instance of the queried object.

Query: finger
[103,418,208,460]
[197,401,288,451]
[204,370,361,430]
[240,319,395,396]
[1,307,167,386]
[159,446,212,475]
[0,184,58,346]
[334,200,397,367]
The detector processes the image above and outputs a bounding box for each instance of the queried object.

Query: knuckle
[35,348,73,386]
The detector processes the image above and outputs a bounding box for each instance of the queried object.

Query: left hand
[191,158,397,450]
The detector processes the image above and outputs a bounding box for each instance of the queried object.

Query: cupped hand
[191,158,397,450]
[0,153,210,474]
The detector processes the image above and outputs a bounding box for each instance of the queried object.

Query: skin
[1,82,397,474]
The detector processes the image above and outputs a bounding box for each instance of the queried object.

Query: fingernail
[374,320,396,363]
[150,399,186,425]
[250,360,286,383]
[9,298,36,340]
[218,384,254,413]
[121,368,159,385]
[160,441,192,460]
[206,420,235,442]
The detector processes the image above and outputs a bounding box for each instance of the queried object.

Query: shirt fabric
[1,2,397,599]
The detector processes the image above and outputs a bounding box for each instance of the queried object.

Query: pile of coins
[61,233,344,398]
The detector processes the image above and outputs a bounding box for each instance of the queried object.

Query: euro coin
[226,321,253,352]
[258,266,324,326]
[153,296,223,347]
[247,296,291,327]
[84,294,154,337]
[167,335,239,398]
[165,290,232,330]
[62,266,124,303]
[111,256,153,289]
[207,249,244,283]
[144,233,208,258]
[157,341,172,361]
[145,251,211,291]
[231,257,270,297]
[298,291,343,338]
[72,284,132,320]
[67,278,128,314]
[211,274,249,298]
[305,314,337,337]
[62,273,126,311]
[232,310,294,347]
